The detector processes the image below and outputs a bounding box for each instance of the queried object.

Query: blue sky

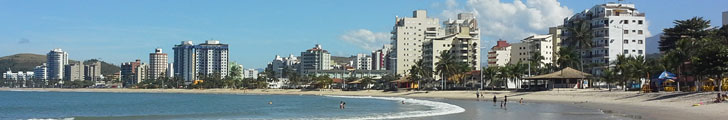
[1,0,726,69]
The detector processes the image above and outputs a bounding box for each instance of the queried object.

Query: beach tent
[657,71,677,80]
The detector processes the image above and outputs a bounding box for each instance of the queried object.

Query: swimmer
[269,101,272,104]
[519,98,523,104]
[401,100,405,104]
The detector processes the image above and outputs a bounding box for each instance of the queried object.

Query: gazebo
[391,76,418,89]
[524,67,591,90]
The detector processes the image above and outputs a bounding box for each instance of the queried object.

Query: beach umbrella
[657,71,677,80]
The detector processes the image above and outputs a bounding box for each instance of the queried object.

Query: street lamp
[480,46,488,90]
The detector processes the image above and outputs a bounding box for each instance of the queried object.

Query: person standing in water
[340,101,344,109]
[519,98,524,104]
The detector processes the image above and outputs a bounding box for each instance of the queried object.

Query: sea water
[0,91,626,120]
[0,91,459,120]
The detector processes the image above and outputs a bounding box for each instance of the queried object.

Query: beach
[2,88,726,120]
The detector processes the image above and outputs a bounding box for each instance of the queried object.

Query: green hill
[0,53,120,75]
[331,56,355,65]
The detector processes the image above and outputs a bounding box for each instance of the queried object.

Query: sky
[1,0,726,69]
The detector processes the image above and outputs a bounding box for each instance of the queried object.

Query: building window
[624,50,629,54]
[638,20,643,24]
[623,30,629,34]
[624,20,629,24]
[623,40,628,44]
[638,50,643,54]
[638,40,643,44]
[638,30,643,34]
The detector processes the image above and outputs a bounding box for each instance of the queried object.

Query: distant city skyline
[1,0,726,68]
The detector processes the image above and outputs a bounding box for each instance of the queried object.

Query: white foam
[323,95,465,120]
[4,89,49,92]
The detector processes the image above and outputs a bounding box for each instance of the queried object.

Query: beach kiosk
[652,71,677,92]
[524,67,591,91]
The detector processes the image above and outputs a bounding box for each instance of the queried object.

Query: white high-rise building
[243,69,258,79]
[267,54,299,78]
[353,53,372,70]
[487,40,511,67]
[33,63,48,82]
[422,13,481,79]
[371,45,391,70]
[149,48,168,80]
[195,40,229,79]
[3,70,34,87]
[299,44,331,74]
[47,48,68,80]
[173,41,196,83]
[563,3,647,75]
[391,10,442,75]
[175,40,229,84]
[509,35,554,66]
[722,11,727,26]
[166,63,174,78]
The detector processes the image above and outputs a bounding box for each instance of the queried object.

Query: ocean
[0,91,628,120]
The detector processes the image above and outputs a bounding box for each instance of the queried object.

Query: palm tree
[409,59,432,90]
[436,51,457,90]
[600,68,618,91]
[482,66,499,88]
[557,47,580,69]
[565,19,593,72]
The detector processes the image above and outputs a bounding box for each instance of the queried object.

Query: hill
[646,33,662,54]
[331,56,355,65]
[0,53,120,75]
[0,53,47,72]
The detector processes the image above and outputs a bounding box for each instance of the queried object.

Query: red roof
[491,40,511,49]
[332,78,343,83]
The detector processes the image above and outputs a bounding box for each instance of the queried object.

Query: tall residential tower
[562,3,647,75]
[47,48,68,80]
[390,10,441,75]
[149,48,168,80]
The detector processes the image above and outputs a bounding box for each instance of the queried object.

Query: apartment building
[562,3,647,75]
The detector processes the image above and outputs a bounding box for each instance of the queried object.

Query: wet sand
[2,88,726,120]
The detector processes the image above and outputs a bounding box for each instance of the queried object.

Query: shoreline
[2,88,725,120]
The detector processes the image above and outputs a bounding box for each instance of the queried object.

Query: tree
[435,51,456,90]
[409,59,431,90]
[482,66,499,88]
[599,68,618,91]
[556,47,580,69]
[565,19,593,72]
[659,17,712,52]
[360,76,375,89]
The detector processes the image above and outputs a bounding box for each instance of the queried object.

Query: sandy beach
[2,88,726,120]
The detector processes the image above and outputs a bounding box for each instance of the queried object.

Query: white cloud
[339,29,391,51]
[440,0,573,42]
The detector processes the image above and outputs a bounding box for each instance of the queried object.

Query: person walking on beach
[476,91,480,101]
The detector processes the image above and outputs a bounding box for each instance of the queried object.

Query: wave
[323,95,465,120]
[3,89,49,92]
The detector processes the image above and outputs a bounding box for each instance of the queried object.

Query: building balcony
[592,24,609,29]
